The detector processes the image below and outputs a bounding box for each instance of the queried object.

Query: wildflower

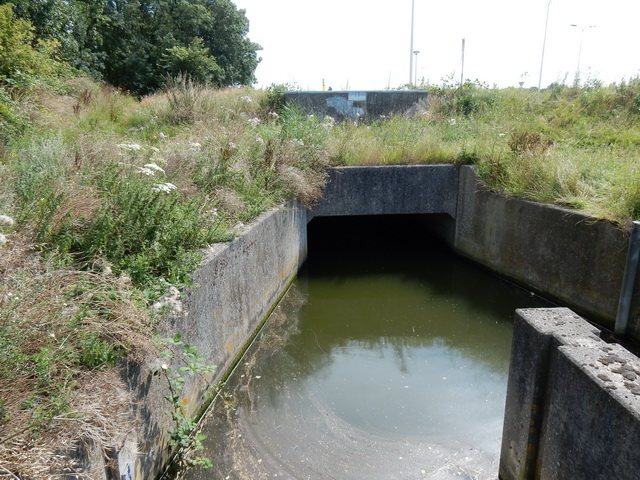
[150,146,161,154]
[138,167,156,176]
[255,137,265,145]
[144,163,165,174]
[118,143,143,152]
[189,141,202,151]
[152,183,177,193]
[159,132,168,139]
[0,215,15,227]
[240,95,253,103]
[268,111,279,119]
[248,117,260,127]
[0,233,7,246]
[448,118,457,125]
[499,133,506,137]
[322,116,336,129]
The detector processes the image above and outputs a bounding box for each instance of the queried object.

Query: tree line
[0,0,261,95]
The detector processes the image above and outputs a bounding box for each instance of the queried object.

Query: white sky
[233,0,640,90]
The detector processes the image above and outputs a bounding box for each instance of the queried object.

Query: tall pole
[413,51,420,85]
[409,0,415,84]
[538,0,553,89]
[571,24,596,79]
[461,38,466,85]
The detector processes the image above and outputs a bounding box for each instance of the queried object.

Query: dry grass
[0,369,137,480]
[0,238,152,477]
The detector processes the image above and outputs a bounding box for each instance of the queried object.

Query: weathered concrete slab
[309,165,459,220]
[500,308,640,480]
[284,90,427,121]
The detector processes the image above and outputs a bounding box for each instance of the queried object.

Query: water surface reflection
[180,215,551,480]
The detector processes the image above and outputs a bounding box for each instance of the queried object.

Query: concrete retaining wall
[454,165,635,329]
[500,308,640,480]
[284,90,427,121]
[104,202,308,479]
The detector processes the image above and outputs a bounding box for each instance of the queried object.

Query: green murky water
[179,215,551,480]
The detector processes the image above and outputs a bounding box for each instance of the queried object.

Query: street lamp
[413,50,420,85]
[538,0,553,89]
[570,24,596,80]
[409,0,415,84]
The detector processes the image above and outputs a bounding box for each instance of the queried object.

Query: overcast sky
[233,0,640,90]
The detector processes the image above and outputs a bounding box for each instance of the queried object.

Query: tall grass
[0,78,331,475]
[2,75,640,476]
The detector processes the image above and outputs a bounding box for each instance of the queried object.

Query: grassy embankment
[1,77,640,477]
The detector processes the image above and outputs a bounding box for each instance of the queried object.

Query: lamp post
[538,0,553,89]
[413,50,420,85]
[570,24,596,79]
[409,0,415,85]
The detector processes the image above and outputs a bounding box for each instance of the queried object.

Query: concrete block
[537,343,640,480]
[500,307,640,480]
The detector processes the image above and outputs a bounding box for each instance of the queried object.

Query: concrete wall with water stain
[75,202,309,479]
[453,165,638,330]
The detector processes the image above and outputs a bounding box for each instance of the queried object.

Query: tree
[161,39,224,86]
[0,0,106,77]
[0,3,69,84]
[0,0,262,95]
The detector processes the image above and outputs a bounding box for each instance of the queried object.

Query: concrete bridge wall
[310,165,640,332]
[284,90,427,121]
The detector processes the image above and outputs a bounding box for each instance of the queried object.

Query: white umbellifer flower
[189,142,202,151]
[152,183,177,193]
[0,233,7,246]
[255,137,265,145]
[118,143,143,151]
[138,167,156,176]
[159,132,168,139]
[0,215,15,227]
[150,146,161,154]
[248,117,260,127]
[144,163,165,174]
[240,95,253,103]
[448,118,457,125]
[322,116,336,129]
[268,111,279,119]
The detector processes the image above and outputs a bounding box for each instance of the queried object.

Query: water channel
[179,215,551,480]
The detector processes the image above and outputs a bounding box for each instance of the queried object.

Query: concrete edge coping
[517,306,640,414]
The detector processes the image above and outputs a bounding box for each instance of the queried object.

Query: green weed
[159,334,217,469]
